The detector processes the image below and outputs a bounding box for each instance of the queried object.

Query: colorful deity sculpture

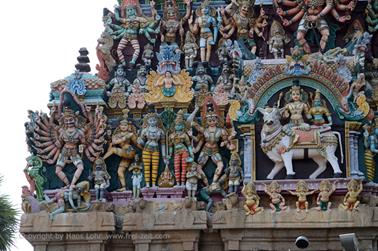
[242,182,263,215]
[366,0,378,33]
[288,180,316,212]
[221,0,258,58]
[363,121,378,181]
[275,0,350,53]
[142,44,154,68]
[27,91,107,188]
[24,155,46,201]
[161,0,191,46]
[183,31,199,69]
[129,155,143,199]
[309,89,332,127]
[264,181,287,213]
[282,82,312,130]
[138,113,166,187]
[103,109,138,191]
[188,0,219,62]
[192,63,213,92]
[192,101,235,183]
[107,65,130,109]
[96,30,116,81]
[186,162,204,199]
[89,158,111,202]
[224,152,243,193]
[344,19,365,55]
[168,110,194,186]
[339,179,363,211]
[315,180,336,211]
[110,0,159,66]
[268,20,290,59]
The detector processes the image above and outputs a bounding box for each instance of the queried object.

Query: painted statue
[138,113,166,187]
[185,162,203,199]
[24,155,46,201]
[161,0,191,46]
[363,121,378,181]
[110,0,159,66]
[275,0,350,53]
[315,180,336,211]
[169,110,194,186]
[188,0,219,62]
[268,20,290,59]
[183,31,199,69]
[128,155,143,199]
[96,30,116,81]
[224,152,243,193]
[103,109,138,191]
[192,63,213,92]
[264,181,287,212]
[142,44,154,68]
[339,179,363,211]
[192,101,236,183]
[107,65,130,109]
[221,0,263,59]
[258,106,343,179]
[309,89,332,127]
[288,180,316,213]
[344,19,364,55]
[89,158,110,202]
[27,91,107,188]
[242,182,263,215]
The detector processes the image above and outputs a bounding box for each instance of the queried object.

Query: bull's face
[257,107,282,127]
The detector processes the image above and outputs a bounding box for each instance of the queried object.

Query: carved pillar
[345,122,364,178]
[220,230,243,251]
[238,125,255,182]
[133,239,151,251]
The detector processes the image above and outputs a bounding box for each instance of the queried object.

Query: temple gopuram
[20,0,378,250]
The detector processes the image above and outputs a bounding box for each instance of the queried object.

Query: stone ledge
[212,206,378,229]
[20,211,115,233]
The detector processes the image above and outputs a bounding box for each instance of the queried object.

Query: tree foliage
[0,176,18,251]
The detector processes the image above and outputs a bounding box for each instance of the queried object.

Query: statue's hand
[276,8,284,16]
[282,19,290,26]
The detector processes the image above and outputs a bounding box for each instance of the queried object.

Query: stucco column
[239,125,254,182]
[349,130,364,177]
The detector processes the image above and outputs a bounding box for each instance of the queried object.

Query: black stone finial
[75,47,91,73]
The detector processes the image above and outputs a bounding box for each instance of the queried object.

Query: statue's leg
[174,153,182,185]
[55,164,69,186]
[142,150,152,187]
[266,161,284,180]
[297,31,311,53]
[319,27,330,52]
[181,151,189,186]
[309,154,327,179]
[71,161,84,188]
[212,154,224,182]
[325,146,342,176]
[200,37,206,62]
[151,151,160,187]
[281,151,295,178]
[130,39,140,65]
[206,36,213,62]
[95,185,100,201]
[118,159,131,191]
[117,37,128,65]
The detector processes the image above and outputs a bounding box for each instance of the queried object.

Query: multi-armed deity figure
[138,113,166,187]
[275,0,351,53]
[169,110,194,186]
[111,0,159,66]
[188,0,219,62]
[221,0,267,59]
[103,109,139,191]
[161,0,191,46]
[27,91,107,188]
[192,101,235,183]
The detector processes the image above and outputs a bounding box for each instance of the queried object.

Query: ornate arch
[248,63,350,115]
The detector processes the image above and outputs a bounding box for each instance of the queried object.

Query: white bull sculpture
[257,107,343,179]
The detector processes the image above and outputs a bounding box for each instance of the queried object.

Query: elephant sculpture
[257,107,343,179]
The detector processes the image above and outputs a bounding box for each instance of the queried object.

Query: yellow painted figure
[242,182,263,215]
[103,110,139,191]
[288,180,316,212]
[339,179,363,211]
[138,113,166,187]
